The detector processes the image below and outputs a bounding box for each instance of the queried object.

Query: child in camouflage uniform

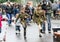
[15,7,30,38]
[33,4,46,37]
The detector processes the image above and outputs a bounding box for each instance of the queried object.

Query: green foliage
[0,0,7,3]
[10,0,17,2]
[0,0,20,3]
[50,0,54,3]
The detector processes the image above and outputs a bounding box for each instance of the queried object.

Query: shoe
[16,33,17,35]
[39,34,42,37]
[24,36,26,39]
[40,29,45,34]
[48,31,51,33]
[16,31,20,35]
[40,29,42,33]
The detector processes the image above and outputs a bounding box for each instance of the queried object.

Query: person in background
[13,4,20,17]
[46,2,52,33]
[25,1,34,23]
[0,8,3,33]
[58,1,60,9]
[0,8,6,33]
[5,2,13,26]
[25,5,30,24]
[41,0,47,10]
[52,1,59,18]
[14,14,21,35]
[55,1,60,19]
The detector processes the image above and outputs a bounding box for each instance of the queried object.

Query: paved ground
[0,15,60,42]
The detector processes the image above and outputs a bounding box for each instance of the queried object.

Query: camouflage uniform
[16,13,30,38]
[33,9,46,25]
[33,9,46,37]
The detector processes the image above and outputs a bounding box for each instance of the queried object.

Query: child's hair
[20,7,25,13]
[37,4,41,7]
[0,8,2,12]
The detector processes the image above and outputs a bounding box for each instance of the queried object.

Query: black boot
[40,29,42,33]
[16,33,17,35]
[24,27,26,39]
[40,29,45,34]
[39,34,42,37]
[18,27,20,34]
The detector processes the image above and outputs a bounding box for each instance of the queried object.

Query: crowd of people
[0,0,60,40]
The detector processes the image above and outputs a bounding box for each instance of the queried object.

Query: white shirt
[15,18,21,26]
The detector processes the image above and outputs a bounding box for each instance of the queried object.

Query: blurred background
[0,0,59,6]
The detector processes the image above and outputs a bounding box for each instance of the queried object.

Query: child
[0,14,2,33]
[33,4,46,37]
[0,8,6,42]
[14,14,21,35]
[0,8,5,33]
[0,8,6,33]
[15,7,30,38]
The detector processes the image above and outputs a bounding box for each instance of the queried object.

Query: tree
[50,0,54,3]
[10,0,16,2]
[0,0,7,3]
[0,0,19,3]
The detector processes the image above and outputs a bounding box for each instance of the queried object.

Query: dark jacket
[41,1,47,10]
[5,6,13,14]
[25,6,34,15]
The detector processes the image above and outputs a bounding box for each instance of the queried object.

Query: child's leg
[24,27,26,37]
[42,22,45,33]
[23,24,27,37]
[17,26,20,32]
[16,26,20,34]
[0,28,1,33]
[38,24,42,37]
[16,26,18,34]
[6,13,12,26]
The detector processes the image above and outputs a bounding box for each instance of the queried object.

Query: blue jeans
[29,14,33,20]
[46,13,51,31]
[0,28,1,33]
[16,26,20,32]
[26,18,30,23]
[6,13,12,25]
[42,22,45,32]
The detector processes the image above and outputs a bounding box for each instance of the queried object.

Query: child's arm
[1,18,7,21]
[14,14,20,23]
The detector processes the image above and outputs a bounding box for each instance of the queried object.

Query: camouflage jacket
[16,13,30,25]
[33,9,46,25]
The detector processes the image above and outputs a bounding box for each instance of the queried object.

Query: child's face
[21,8,25,13]
[37,7,42,10]
[0,8,2,13]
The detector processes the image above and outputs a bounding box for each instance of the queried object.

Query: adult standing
[25,1,34,22]
[13,4,20,17]
[5,2,13,26]
[52,1,59,18]
[46,2,52,33]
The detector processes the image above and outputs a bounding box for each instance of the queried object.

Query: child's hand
[2,18,7,21]
[14,21,16,24]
